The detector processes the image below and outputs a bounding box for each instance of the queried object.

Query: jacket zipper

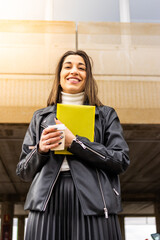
[96,169,108,219]
[42,166,61,211]
[113,188,119,196]
[73,138,106,160]
[26,122,48,166]
[73,138,108,218]
[24,147,37,168]
[41,123,48,129]
[41,121,66,210]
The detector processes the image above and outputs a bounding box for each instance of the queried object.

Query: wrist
[68,135,76,148]
[38,143,49,154]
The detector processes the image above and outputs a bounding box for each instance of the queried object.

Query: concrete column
[0,202,14,240]
[155,197,160,233]
[45,0,54,20]
[119,0,130,22]
[119,215,126,240]
[18,216,25,240]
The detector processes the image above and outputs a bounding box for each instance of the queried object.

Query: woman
[16,50,130,240]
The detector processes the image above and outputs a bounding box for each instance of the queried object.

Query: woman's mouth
[67,77,81,83]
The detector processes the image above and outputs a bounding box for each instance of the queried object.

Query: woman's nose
[70,66,78,74]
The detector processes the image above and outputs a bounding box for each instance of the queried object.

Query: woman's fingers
[39,121,75,152]
[64,128,75,148]
[45,134,64,145]
[42,126,58,135]
[42,131,62,141]
[54,119,75,148]
[39,127,63,153]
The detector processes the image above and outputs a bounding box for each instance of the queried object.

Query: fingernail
[60,136,64,139]
[56,117,58,120]
[60,131,63,134]
[59,142,62,145]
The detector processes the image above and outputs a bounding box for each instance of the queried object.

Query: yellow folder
[55,104,95,154]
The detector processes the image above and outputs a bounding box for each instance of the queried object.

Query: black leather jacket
[16,105,129,217]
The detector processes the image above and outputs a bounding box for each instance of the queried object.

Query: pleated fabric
[25,171,122,240]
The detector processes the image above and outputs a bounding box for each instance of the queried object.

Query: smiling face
[60,54,87,94]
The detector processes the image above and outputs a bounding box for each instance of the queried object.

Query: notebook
[55,103,95,154]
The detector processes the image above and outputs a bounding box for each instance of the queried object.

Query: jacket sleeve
[68,107,130,175]
[16,112,50,182]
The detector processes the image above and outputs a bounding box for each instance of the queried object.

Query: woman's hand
[39,126,63,153]
[55,119,76,148]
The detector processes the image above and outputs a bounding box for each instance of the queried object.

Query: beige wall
[78,22,160,123]
[0,20,160,123]
[0,20,76,123]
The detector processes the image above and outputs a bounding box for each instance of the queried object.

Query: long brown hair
[47,50,103,106]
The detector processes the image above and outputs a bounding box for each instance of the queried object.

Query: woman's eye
[79,68,86,71]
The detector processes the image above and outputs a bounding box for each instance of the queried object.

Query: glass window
[53,0,120,22]
[0,0,120,21]
[125,217,157,240]
[0,0,46,20]
[129,0,160,23]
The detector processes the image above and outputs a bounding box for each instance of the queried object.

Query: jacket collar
[39,105,57,116]
[95,107,99,116]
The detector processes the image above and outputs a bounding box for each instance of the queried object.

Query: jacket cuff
[67,135,87,154]
[37,143,50,157]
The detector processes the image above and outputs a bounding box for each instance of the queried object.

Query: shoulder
[32,107,46,116]
[29,106,56,126]
[97,105,118,118]
[96,105,120,126]
[32,105,56,118]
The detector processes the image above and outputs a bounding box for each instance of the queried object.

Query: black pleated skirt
[25,171,122,240]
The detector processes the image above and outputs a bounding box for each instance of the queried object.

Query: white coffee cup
[48,124,66,151]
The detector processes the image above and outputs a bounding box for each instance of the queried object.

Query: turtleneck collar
[61,91,85,105]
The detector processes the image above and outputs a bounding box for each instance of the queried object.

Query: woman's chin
[63,88,82,94]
